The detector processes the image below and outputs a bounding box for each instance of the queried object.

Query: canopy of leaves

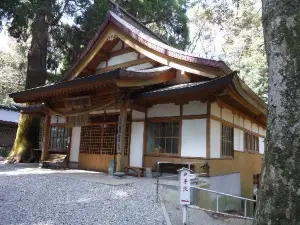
[53,0,190,74]
[188,0,268,101]
[0,41,26,106]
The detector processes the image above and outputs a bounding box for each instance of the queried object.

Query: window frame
[244,132,259,153]
[221,124,234,158]
[145,118,181,156]
[49,124,70,152]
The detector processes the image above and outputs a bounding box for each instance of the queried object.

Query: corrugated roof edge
[0,105,19,112]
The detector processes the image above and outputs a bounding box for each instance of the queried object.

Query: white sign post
[178,168,191,225]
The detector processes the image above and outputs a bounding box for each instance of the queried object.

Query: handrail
[191,186,256,202]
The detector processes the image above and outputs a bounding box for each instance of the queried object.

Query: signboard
[179,168,191,205]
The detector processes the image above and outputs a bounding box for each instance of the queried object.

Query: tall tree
[254,0,300,224]
[0,0,90,161]
[187,0,268,101]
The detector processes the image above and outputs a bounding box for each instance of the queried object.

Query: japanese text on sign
[179,168,190,205]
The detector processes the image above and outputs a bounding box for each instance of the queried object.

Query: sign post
[178,168,191,225]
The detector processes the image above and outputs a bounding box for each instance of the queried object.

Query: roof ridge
[108,0,168,44]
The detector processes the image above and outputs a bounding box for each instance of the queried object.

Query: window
[147,122,179,154]
[221,125,234,157]
[49,126,70,151]
[244,132,259,152]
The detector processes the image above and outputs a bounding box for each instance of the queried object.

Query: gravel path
[0,164,166,225]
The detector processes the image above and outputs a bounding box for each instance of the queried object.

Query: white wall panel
[222,107,233,123]
[252,123,259,133]
[210,119,221,158]
[183,101,207,115]
[51,116,66,124]
[234,128,244,152]
[70,127,81,162]
[181,119,206,157]
[244,119,252,130]
[108,52,138,66]
[127,63,153,70]
[211,102,221,117]
[147,104,180,118]
[259,137,265,154]
[129,122,144,167]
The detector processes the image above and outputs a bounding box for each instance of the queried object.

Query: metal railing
[190,186,256,219]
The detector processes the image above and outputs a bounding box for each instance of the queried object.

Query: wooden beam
[116,97,129,172]
[41,112,51,161]
[129,103,147,113]
[96,58,154,73]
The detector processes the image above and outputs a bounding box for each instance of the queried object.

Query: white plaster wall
[132,110,145,120]
[96,61,106,69]
[129,122,144,167]
[182,101,207,115]
[70,127,81,162]
[234,128,244,152]
[181,119,206,158]
[234,114,243,127]
[209,173,241,196]
[259,126,266,136]
[210,119,221,158]
[252,123,259,133]
[244,119,252,130]
[51,116,66,124]
[211,102,221,117]
[147,104,180,118]
[108,52,138,66]
[111,41,122,52]
[221,107,233,123]
[259,137,265,154]
[127,63,153,70]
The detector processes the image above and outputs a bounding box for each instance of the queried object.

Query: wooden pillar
[116,101,128,172]
[41,112,51,161]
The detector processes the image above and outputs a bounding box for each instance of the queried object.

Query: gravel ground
[0,164,166,225]
[163,187,252,225]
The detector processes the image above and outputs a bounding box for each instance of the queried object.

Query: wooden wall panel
[79,153,129,172]
[208,151,263,198]
[79,153,114,172]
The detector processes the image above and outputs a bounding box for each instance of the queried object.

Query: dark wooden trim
[96,58,154,73]
[206,102,211,158]
[41,113,51,161]
[210,115,265,138]
[144,154,207,159]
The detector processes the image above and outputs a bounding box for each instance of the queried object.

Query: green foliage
[117,0,190,49]
[0,40,26,106]
[54,0,190,74]
[188,0,268,101]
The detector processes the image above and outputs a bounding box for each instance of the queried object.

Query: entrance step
[42,154,67,169]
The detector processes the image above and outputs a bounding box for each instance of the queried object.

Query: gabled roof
[64,2,232,81]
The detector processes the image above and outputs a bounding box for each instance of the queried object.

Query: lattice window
[49,126,70,151]
[80,123,130,155]
[147,122,179,155]
[221,125,234,157]
[244,132,259,152]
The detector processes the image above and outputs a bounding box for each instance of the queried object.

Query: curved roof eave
[63,10,232,81]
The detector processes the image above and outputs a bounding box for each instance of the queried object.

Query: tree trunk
[9,5,49,161]
[254,1,300,224]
